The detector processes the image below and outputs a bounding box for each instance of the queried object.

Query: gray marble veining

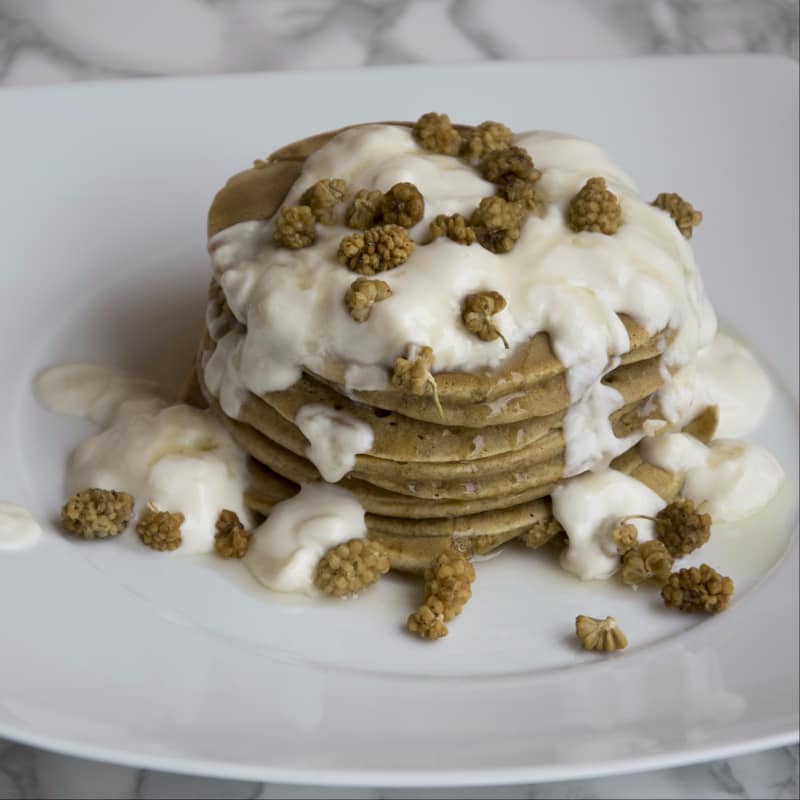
[0,0,796,87]
[0,1,797,798]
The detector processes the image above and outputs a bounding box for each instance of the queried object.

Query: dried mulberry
[299,178,347,225]
[391,344,443,418]
[214,509,249,558]
[661,564,734,613]
[461,291,509,348]
[612,521,639,555]
[273,205,316,249]
[652,192,702,239]
[345,188,384,229]
[61,488,134,539]
[406,603,449,640]
[413,112,461,155]
[479,145,540,184]
[344,277,392,322]
[391,345,435,395]
[314,537,391,597]
[381,182,424,228]
[566,177,622,235]
[337,224,414,274]
[461,120,514,161]
[575,615,628,652]
[621,540,674,586]
[656,498,711,558]
[470,196,524,253]
[407,550,476,640]
[498,177,546,215]
[426,213,476,245]
[136,504,183,552]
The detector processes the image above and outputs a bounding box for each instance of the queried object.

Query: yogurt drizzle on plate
[243,482,365,595]
[0,504,42,550]
[553,331,784,579]
[36,364,252,555]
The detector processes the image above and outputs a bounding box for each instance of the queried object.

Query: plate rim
[0,719,796,787]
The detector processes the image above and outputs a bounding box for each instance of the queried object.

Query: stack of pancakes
[195,124,688,573]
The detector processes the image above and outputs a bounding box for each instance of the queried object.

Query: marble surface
[0,0,797,84]
[0,1,797,798]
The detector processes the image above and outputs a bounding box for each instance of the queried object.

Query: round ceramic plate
[0,56,797,786]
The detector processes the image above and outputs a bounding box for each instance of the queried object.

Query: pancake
[241,438,686,573]
[205,123,674,422]
[200,313,669,460]
[198,119,711,578]
[199,332,668,505]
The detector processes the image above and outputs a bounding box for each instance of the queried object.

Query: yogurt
[294,404,374,483]
[244,483,365,594]
[0,504,42,550]
[37,364,252,554]
[553,469,666,580]
[642,433,785,522]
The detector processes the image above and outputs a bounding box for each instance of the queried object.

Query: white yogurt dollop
[658,333,772,437]
[0,504,42,550]
[552,469,666,580]
[35,362,162,426]
[37,364,252,554]
[692,333,772,437]
[683,440,785,521]
[562,379,640,477]
[641,433,785,522]
[640,430,710,472]
[294,404,374,483]
[244,483,365,594]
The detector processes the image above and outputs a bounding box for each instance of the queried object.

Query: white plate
[0,56,797,787]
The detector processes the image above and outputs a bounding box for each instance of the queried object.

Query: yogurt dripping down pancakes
[193,117,715,574]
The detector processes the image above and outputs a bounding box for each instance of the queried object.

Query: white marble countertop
[0,1,797,798]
